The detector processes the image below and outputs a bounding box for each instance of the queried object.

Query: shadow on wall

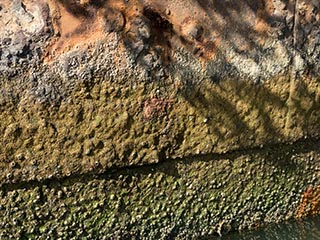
[55,0,320,74]
[176,68,320,147]
[52,0,320,143]
[0,1,319,211]
[57,0,105,17]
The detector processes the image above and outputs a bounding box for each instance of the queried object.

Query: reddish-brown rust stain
[42,0,279,62]
[44,0,106,61]
[296,185,320,219]
[143,98,173,120]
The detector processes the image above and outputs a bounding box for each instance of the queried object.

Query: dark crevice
[1,135,319,193]
[58,0,90,17]
[76,107,84,124]
[16,45,32,59]
[49,122,58,134]
[20,2,28,13]
[14,127,23,139]
[88,0,105,9]
[125,115,134,131]
[292,0,299,49]
[38,186,46,205]
[175,131,185,146]
[143,7,173,35]
[142,7,174,63]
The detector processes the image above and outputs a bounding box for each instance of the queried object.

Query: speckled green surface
[1,138,319,239]
[1,1,320,238]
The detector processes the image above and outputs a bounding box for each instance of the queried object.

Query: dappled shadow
[177,67,290,149]
[1,0,315,184]
[52,0,320,149]
[54,0,320,74]
[57,0,105,18]
[0,3,319,237]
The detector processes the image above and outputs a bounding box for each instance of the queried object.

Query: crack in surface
[1,135,319,194]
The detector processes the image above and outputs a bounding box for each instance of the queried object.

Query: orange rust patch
[44,0,107,62]
[59,3,82,35]
[44,0,143,62]
[42,0,280,63]
[43,0,223,62]
[296,186,320,219]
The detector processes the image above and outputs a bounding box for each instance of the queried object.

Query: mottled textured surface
[0,0,319,238]
[1,139,319,239]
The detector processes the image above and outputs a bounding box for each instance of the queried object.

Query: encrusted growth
[0,0,319,238]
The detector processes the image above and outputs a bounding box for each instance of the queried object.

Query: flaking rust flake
[297,185,320,218]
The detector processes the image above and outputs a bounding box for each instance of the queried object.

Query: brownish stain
[44,0,106,61]
[42,0,285,62]
[43,0,225,62]
[296,185,320,219]
[255,0,273,35]
[143,98,173,120]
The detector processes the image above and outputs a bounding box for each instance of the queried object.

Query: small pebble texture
[0,0,319,238]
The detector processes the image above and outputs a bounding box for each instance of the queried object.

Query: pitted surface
[0,138,319,238]
[0,0,319,237]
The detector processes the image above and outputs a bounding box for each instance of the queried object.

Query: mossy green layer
[1,138,319,239]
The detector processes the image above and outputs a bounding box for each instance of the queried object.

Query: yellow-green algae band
[1,0,320,238]
[0,138,319,239]
[1,72,319,185]
[0,0,319,185]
